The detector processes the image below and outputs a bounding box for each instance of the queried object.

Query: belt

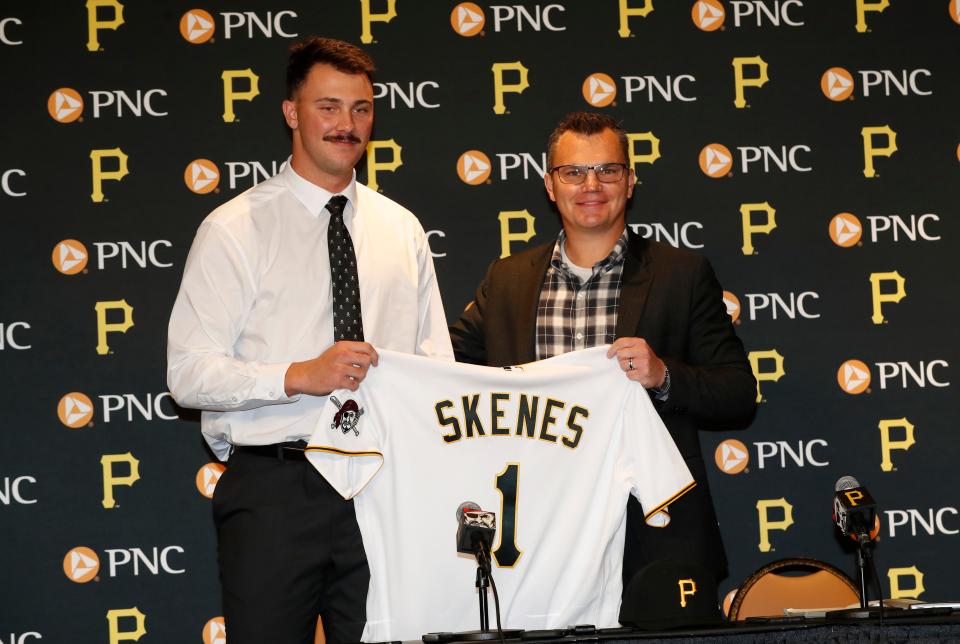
[234,440,309,461]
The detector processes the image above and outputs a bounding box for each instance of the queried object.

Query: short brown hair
[546,112,629,169]
[286,37,375,99]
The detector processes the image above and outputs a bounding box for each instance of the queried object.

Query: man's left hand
[607,337,666,389]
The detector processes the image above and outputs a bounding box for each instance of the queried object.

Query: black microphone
[833,475,878,544]
[456,501,497,565]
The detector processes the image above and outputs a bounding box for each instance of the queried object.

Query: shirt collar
[550,229,629,274]
[282,158,359,220]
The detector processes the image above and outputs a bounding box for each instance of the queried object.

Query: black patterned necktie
[326,195,364,341]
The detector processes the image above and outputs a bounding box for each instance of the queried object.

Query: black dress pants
[212,449,370,644]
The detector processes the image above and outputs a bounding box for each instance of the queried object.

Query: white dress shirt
[167,162,453,459]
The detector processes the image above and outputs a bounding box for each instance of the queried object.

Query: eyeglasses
[549,163,627,184]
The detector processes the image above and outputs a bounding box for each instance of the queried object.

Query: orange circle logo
[951,0,960,25]
[58,392,94,428]
[715,439,749,474]
[699,143,733,178]
[838,359,871,394]
[185,159,220,194]
[52,239,89,275]
[196,463,226,499]
[202,617,227,644]
[821,67,854,101]
[582,73,617,107]
[692,0,725,31]
[64,546,100,583]
[451,3,485,36]
[829,213,862,247]
[47,88,84,123]
[456,150,492,185]
[722,291,741,322]
[180,9,215,43]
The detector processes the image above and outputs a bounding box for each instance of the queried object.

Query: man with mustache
[450,111,756,602]
[168,37,452,643]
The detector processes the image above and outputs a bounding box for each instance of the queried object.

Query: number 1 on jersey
[493,463,522,567]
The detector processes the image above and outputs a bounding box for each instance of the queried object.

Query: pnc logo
[58,392,95,428]
[52,240,89,275]
[582,73,617,107]
[457,150,492,185]
[64,546,100,583]
[722,291,741,322]
[838,359,871,394]
[692,0,725,31]
[196,463,226,499]
[699,144,733,178]
[180,9,215,44]
[715,439,749,474]
[830,213,862,247]
[203,617,227,644]
[185,159,221,194]
[821,67,854,101]
[451,2,485,36]
[47,88,84,123]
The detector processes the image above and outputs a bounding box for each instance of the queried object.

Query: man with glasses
[450,111,756,595]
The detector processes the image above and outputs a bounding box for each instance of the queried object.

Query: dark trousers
[212,449,370,644]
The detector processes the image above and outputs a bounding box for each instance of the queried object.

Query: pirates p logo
[331,396,364,436]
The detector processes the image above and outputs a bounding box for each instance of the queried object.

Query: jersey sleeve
[305,387,385,500]
[621,384,696,523]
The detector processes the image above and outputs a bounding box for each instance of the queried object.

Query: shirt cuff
[262,361,300,402]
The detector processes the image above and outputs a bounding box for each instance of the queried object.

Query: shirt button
[576,332,583,339]
[577,292,584,298]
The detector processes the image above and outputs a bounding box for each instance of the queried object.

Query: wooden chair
[726,557,861,620]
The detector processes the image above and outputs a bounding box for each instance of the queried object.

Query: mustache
[324,134,362,144]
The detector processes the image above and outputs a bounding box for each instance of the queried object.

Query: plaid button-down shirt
[535,230,628,360]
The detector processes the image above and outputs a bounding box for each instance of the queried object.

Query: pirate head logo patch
[331,396,364,436]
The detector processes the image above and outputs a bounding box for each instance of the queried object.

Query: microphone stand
[855,535,871,609]
[474,543,492,632]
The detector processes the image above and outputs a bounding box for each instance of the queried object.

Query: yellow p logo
[748,349,785,403]
[887,566,924,600]
[101,452,141,509]
[365,139,403,192]
[757,498,794,552]
[732,56,769,108]
[627,132,661,169]
[499,210,537,258]
[618,0,654,38]
[359,0,397,44]
[678,579,697,607]
[106,607,147,644]
[740,202,777,255]
[95,299,134,355]
[86,0,124,51]
[90,148,129,203]
[869,270,906,324]
[855,0,890,33]
[878,417,916,472]
[492,62,530,115]
[222,69,260,123]
[861,125,897,178]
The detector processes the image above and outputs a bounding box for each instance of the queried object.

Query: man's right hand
[284,341,380,396]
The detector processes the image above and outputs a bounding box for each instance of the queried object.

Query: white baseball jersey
[306,346,694,643]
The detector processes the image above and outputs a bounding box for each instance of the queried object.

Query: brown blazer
[450,231,757,582]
